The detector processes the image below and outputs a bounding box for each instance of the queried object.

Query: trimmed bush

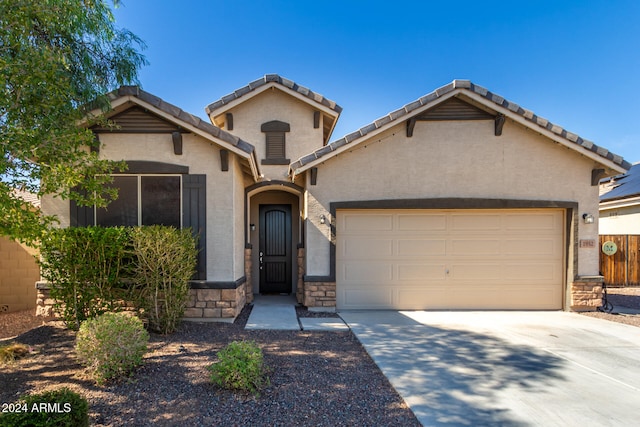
[0,387,89,427]
[75,312,148,385]
[39,227,131,329]
[131,226,197,334]
[207,340,270,396]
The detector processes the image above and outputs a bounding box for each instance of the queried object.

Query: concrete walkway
[245,295,348,331]
[340,310,640,427]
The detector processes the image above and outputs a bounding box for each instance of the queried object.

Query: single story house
[41,75,630,318]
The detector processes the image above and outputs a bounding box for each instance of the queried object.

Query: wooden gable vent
[417,97,494,121]
[91,107,182,133]
[407,97,498,137]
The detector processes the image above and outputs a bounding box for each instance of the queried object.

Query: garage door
[336,209,564,310]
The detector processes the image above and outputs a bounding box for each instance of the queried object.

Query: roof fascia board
[461,91,628,174]
[600,195,640,209]
[209,82,340,120]
[96,95,262,181]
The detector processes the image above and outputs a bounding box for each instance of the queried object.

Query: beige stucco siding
[221,89,325,181]
[306,119,600,277]
[600,205,640,234]
[41,132,245,282]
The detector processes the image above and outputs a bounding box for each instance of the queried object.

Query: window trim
[95,174,183,227]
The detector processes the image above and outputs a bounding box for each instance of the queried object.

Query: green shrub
[0,387,89,427]
[75,312,148,385]
[207,340,270,396]
[0,342,31,365]
[130,226,197,334]
[40,227,131,329]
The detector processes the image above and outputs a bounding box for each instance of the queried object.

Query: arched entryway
[245,182,304,301]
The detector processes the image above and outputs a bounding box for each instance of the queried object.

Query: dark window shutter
[266,132,285,159]
[182,174,207,280]
[70,187,95,227]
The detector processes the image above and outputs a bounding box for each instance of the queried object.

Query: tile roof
[600,163,640,202]
[12,189,40,208]
[290,79,632,172]
[204,74,343,115]
[111,86,255,155]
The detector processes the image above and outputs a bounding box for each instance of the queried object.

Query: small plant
[0,387,89,427]
[207,340,270,396]
[75,312,148,385]
[0,342,31,365]
[130,226,197,334]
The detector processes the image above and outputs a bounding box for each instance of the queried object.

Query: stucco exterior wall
[0,237,40,313]
[220,89,325,181]
[41,132,244,282]
[599,205,640,234]
[306,118,600,277]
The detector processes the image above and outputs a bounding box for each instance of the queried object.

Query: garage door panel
[342,213,393,232]
[342,262,393,282]
[450,239,501,255]
[397,263,447,281]
[341,288,392,308]
[343,238,393,258]
[451,214,501,231]
[397,239,446,256]
[336,209,564,310]
[397,214,447,231]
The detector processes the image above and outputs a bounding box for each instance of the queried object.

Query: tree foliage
[0,0,146,243]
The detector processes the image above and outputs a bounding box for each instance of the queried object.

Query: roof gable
[205,74,342,144]
[290,80,631,177]
[93,86,261,181]
[91,106,182,133]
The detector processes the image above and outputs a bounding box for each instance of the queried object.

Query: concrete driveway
[339,311,640,426]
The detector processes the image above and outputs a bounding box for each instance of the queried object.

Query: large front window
[96,175,181,227]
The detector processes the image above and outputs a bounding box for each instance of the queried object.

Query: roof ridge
[290,79,631,172]
[204,74,343,115]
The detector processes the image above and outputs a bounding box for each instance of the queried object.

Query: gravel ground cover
[0,306,419,427]
[1,287,638,426]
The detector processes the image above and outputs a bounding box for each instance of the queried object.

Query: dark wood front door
[259,204,292,294]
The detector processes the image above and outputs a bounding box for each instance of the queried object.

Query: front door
[259,204,292,294]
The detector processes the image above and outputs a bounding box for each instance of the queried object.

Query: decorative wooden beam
[226,113,234,131]
[494,114,505,136]
[313,111,320,129]
[310,167,318,185]
[591,168,605,186]
[220,149,229,172]
[406,117,417,137]
[172,131,183,155]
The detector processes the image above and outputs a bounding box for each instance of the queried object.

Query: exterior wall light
[582,213,595,224]
[320,215,326,225]
[250,224,256,231]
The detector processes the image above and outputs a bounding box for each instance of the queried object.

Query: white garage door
[336,209,564,310]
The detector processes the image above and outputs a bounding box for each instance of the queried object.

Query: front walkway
[245,295,348,331]
[340,310,640,426]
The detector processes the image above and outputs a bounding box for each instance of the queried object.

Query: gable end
[416,97,494,121]
[91,106,183,133]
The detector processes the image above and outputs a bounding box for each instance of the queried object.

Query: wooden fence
[599,235,640,287]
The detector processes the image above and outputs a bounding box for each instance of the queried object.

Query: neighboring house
[599,163,640,286]
[0,191,41,313]
[41,76,630,318]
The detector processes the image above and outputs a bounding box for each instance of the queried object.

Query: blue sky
[113,0,640,163]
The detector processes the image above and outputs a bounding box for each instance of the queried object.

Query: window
[261,120,290,165]
[96,175,181,227]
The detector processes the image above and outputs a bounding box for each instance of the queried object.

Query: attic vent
[91,107,182,133]
[261,120,290,165]
[417,97,494,121]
